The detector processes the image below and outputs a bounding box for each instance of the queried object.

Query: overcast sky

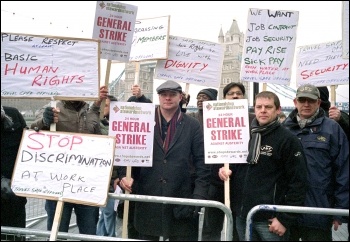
[1,1,348,106]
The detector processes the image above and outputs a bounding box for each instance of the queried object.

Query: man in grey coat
[119,80,211,240]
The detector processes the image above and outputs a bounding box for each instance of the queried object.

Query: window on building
[142,82,148,91]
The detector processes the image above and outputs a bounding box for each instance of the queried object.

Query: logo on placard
[206,103,213,111]
[113,105,120,113]
[99,1,106,9]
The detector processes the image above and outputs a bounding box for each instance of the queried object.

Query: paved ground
[2,197,347,241]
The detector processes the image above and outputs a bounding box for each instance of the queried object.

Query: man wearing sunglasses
[283,84,349,241]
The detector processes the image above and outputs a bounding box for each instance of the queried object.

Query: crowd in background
[1,82,348,241]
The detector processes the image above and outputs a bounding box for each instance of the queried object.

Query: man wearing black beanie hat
[317,86,349,141]
[188,88,218,130]
[197,88,218,101]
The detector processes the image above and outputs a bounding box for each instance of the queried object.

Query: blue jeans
[45,200,99,235]
[236,216,289,241]
[96,197,117,237]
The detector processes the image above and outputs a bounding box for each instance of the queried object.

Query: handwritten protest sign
[240,8,299,85]
[296,40,349,86]
[155,35,224,87]
[342,1,349,59]
[11,130,116,206]
[108,101,155,167]
[1,32,100,99]
[203,99,250,164]
[129,16,170,61]
[93,1,138,61]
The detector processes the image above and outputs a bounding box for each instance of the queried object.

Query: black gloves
[192,194,204,218]
[173,194,204,220]
[173,204,196,220]
[1,177,15,199]
[43,107,54,126]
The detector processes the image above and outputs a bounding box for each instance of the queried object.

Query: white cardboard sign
[1,32,100,100]
[11,130,116,206]
[203,99,250,164]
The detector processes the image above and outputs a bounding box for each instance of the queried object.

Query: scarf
[156,106,183,154]
[246,118,281,164]
[297,108,319,128]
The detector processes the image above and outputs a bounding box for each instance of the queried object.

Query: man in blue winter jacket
[284,84,349,241]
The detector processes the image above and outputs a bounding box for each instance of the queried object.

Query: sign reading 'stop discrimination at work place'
[1,32,100,99]
[11,130,115,206]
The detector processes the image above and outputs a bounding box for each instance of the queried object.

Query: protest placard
[108,101,155,167]
[1,32,100,99]
[11,129,115,206]
[155,35,224,87]
[296,40,349,86]
[129,16,170,61]
[92,1,138,61]
[342,1,349,59]
[240,8,299,85]
[203,99,250,164]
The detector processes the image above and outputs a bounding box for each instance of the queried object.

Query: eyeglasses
[297,97,318,104]
[196,95,210,100]
[226,91,243,96]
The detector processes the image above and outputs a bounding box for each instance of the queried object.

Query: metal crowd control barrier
[110,193,234,241]
[1,226,139,241]
[245,204,349,241]
[1,193,233,241]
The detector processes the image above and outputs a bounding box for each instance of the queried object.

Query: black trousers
[1,196,27,241]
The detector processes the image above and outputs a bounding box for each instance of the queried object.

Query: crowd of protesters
[1,82,348,241]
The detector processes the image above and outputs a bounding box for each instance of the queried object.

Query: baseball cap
[296,84,320,100]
